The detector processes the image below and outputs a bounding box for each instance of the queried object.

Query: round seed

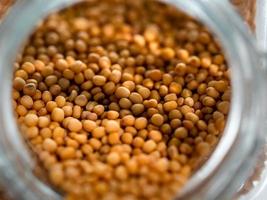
[92,75,107,86]
[115,87,130,98]
[51,108,65,122]
[143,140,157,153]
[67,118,82,132]
[151,114,164,126]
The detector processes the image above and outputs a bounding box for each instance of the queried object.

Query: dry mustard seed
[105,120,120,133]
[217,101,230,114]
[59,147,76,160]
[74,95,88,107]
[121,133,133,144]
[92,127,106,138]
[115,166,128,181]
[174,127,188,139]
[38,116,50,128]
[13,77,26,91]
[146,69,162,81]
[55,96,66,108]
[151,114,164,126]
[108,132,121,145]
[163,101,178,112]
[20,95,33,109]
[129,92,143,104]
[137,86,150,99]
[25,126,39,139]
[134,117,148,130]
[51,108,65,122]
[55,59,68,71]
[24,113,39,127]
[92,75,107,86]
[82,120,97,133]
[122,81,135,92]
[22,62,35,74]
[67,118,82,132]
[121,115,135,126]
[143,140,157,153]
[119,98,132,109]
[43,138,58,153]
[202,96,216,107]
[107,152,121,166]
[196,142,211,156]
[46,101,57,113]
[106,111,119,120]
[133,137,145,148]
[115,86,130,98]
[13,1,231,199]
[131,104,145,116]
[185,112,199,124]
[148,130,162,142]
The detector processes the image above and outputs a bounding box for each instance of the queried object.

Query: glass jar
[0,0,266,200]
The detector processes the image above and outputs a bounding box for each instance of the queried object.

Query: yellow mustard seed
[51,108,65,122]
[150,114,164,126]
[115,86,130,99]
[12,1,231,199]
[143,140,157,153]
[67,118,82,132]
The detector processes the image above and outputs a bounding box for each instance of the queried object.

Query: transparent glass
[0,1,266,200]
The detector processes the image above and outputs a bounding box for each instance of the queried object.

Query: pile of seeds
[12,0,231,199]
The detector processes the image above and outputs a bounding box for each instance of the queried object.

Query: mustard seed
[13,77,26,91]
[22,62,35,74]
[24,113,39,127]
[121,133,133,144]
[217,101,230,114]
[121,115,135,126]
[174,127,188,139]
[129,92,143,104]
[38,116,50,128]
[43,138,58,153]
[108,132,120,145]
[196,142,211,156]
[92,127,106,138]
[105,120,120,133]
[67,118,82,132]
[13,1,231,199]
[134,117,148,130]
[20,95,33,109]
[151,114,164,126]
[143,140,157,153]
[202,96,216,107]
[92,75,107,86]
[107,152,121,166]
[148,130,162,142]
[131,104,145,116]
[163,101,177,112]
[115,87,130,98]
[75,95,88,107]
[51,108,65,122]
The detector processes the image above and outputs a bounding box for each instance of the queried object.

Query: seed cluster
[12,0,231,200]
